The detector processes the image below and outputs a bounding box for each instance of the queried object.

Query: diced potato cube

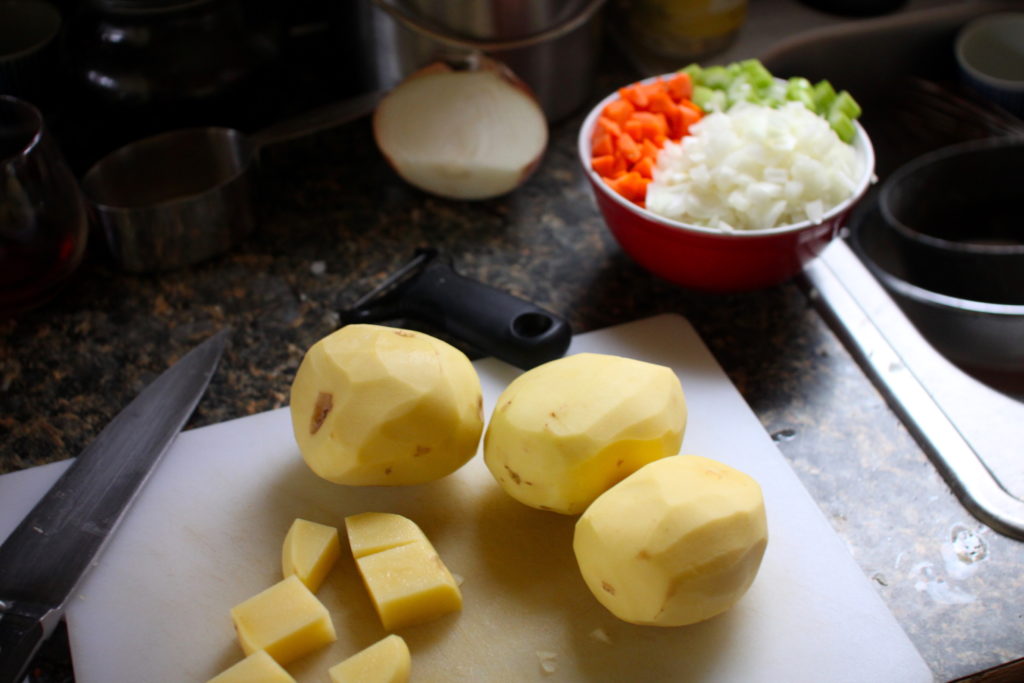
[207,650,296,683]
[282,518,341,592]
[328,634,411,683]
[355,539,462,631]
[230,575,337,664]
[345,511,426,559]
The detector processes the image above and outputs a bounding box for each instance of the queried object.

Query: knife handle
[0,600,53,683]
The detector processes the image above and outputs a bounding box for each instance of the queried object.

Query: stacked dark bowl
[850,137,1024,375]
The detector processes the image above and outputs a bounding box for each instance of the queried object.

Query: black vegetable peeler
[339,248,572,369]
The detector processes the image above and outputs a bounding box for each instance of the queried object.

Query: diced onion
[645,102,861,231]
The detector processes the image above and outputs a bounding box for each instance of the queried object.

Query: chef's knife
[0,329,229,682]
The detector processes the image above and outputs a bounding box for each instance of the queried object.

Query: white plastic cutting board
[0,314,933,683]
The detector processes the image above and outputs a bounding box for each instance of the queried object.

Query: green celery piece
[680,63,703,82]
[831,90,862,119]
[739,59,774,89]
[692,85,727,112]
[828,111,856,143]
[813,80,837,113]
[700,65,732,89]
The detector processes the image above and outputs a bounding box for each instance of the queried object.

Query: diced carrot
[679,100,703,126]
[616,132,642,164]
[592,131,615,157]
[632,111,669,138]
[595,116,622,139]
[602,98,635,125]
[592,75,704,205]
[591,154,626,178]
[633,156,655,179]
[609,172,649,203]
[664,72,693,102]
[640,138,661,160]
[645,90,676,115]
[664,105,684,140]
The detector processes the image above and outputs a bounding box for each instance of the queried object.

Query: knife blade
[0,329,229,682]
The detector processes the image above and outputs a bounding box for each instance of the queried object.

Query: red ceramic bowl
[578,78,876,292]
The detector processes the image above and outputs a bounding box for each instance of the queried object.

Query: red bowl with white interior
[578,75,876,292]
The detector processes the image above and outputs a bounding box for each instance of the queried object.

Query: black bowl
[877,137,1024,305]
[850,195,1024,374]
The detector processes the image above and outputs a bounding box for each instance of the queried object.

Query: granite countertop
[2,1,1023,681]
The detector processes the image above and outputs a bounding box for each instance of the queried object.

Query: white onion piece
[646,101,861,231]
[373,62,548,200]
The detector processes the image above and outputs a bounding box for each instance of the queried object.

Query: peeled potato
[573,455,768,626]
[281,518,340,592]
[328,634,410,683]
[483,353,686,514]
[289,325,484,485]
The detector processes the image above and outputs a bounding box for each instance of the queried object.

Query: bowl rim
[955,11,1024,92]
[577,73,877,239]
[877,136,1024,256]
[849,204,1024,316]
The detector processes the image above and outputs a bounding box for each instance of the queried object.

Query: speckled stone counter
[3,2,1023,682]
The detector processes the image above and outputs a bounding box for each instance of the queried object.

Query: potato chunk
[230,575,337,664]
[290,324,484,485]
[484,353,686,514]
[282,518,341,592]
[345,511,426,559]
[328,634,411,683]
[573,455,768,626]
[346,513,462,631]
[207,650,296,683]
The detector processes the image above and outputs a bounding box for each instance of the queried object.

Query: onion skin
[372,58,549,201]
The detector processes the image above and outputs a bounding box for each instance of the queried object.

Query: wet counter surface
[2,1,1022,681]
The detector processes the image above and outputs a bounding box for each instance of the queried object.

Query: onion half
[373,60,549,201]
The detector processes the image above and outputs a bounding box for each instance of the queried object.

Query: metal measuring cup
[80,90,385,273]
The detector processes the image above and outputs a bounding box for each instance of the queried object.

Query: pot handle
[249,89,387,151]
[371,0,607,52]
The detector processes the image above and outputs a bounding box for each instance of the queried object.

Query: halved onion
[373,60,548,201]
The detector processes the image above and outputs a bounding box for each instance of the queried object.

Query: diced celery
[700,65,732,89]
[680,63,703,81]
[828,111,856,143]
[812,80,837,113]
[692,85,726,112]
[830,90,862,119]
[739,59,774,89]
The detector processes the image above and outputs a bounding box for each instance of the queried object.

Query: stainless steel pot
[355,0,607,122]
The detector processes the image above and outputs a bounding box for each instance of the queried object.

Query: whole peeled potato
[574,455,768,626]
[483,353,686,514]
[289,324,483,485]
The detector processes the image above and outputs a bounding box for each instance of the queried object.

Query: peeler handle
[346,257,572,369]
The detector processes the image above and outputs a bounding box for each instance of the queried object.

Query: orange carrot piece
[592,132,615,157]
[679,100,703,125]
[617,132,642,164]
[640,138,661,160]
[664,105,685,140]
[591,154,615,177]
[602,98,635,125]
[633,111,669,138]
[664,72,693,102]
[633,156,655,179]
[646,90,676,115]
[609,172,649,203]
[595,116,622,139]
